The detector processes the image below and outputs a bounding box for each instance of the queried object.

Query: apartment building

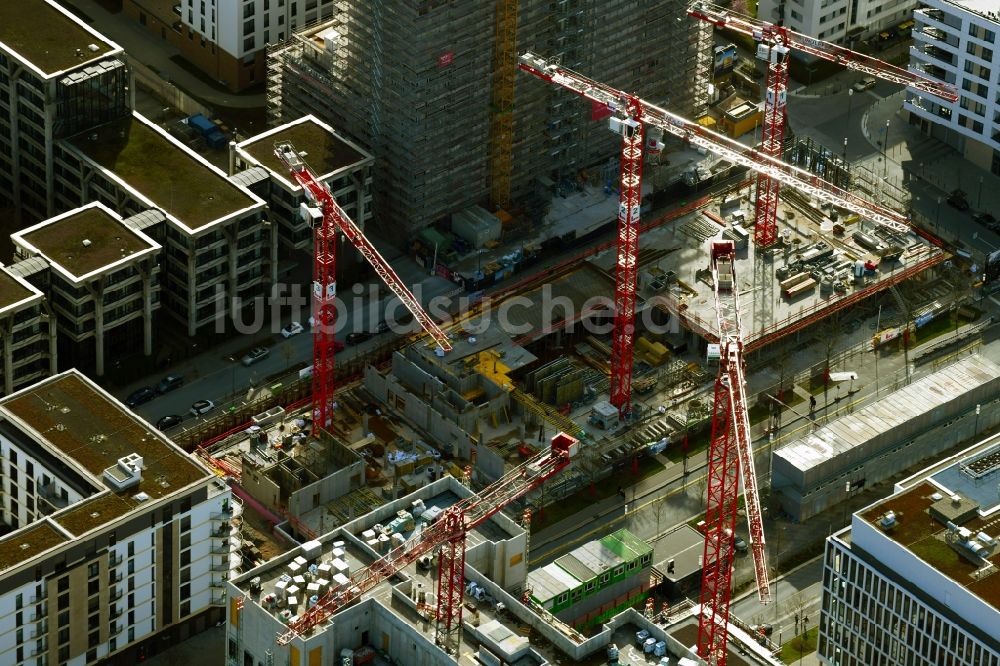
[819,435,1000,665]
[906,0,1000,175]
[758,0,916,45]
[0,0,131,224]
[52,111,275,337]
[11,202,161,377]
[266,0,711,238]
[0,370,238,665]
[232,114,374,283]
[0,266,56,395]
[125,0,340,92]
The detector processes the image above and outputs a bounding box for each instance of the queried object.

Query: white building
[125,0,339,92]
[757,0,916,45]
[819,434,1000,665]
[0,371,238,665]
[906,0,1000,175]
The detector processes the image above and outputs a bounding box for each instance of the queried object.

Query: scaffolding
[265,1,714,236]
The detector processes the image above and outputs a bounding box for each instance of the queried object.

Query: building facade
[906,0,1000,175]
[757,0,916,45]
[0,0,131,224]
[124,0,341,92]
[819,435,1000,665]
[232,114,374,283]
[11,202,161,377]
[0,371,238,665]
[266,0,711,238]
[0,266,56,396]
[52,112,275,337]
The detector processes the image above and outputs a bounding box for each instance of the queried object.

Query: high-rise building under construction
[266,1,711,237]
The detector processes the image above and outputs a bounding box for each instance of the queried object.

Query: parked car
[947,189,970,211]
[125,386,155,408]
[376,320,391,334]
[241,347,270,366]
[851,76,876,92]
[156,414,183,431]
[281,321,304,338]
[155,374,184,394]
[190,400,215,416]
[346,331,373,346]
[973,212,997,228]
[734,535,749,554]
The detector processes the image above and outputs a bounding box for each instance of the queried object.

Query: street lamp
[846,88,854,130]
[975,403,981,438]
[935,196,942,234]
[882,119,890,178]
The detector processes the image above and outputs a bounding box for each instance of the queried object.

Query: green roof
[22,206,154,279]
[70,115,258,230]
[0,269,37,312]
[241,117,367,184]
[0,0,115,76]
[601,529,652,561]
[0,522,68,573]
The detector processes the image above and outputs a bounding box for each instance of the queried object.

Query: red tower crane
[275,432,579,652]
[274,143,452,434]
[699,240,768,665]
[687,1,958,249]
[517,52,914,663]
[519,51,914,416]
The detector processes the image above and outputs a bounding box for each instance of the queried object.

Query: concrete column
[187,250,198,337]
[42,303,57,375]
[223,223,239,297]
[140,261,154,357]
[43,81,56,218]
[0,317,13,396]
[90,278,106,376]
[8,67,23,225]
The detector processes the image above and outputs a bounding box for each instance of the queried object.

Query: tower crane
[687,1,958,248]
[274,143,452,434]
[699,240,766,665]
[275,432,579,653]
[518,52,915,662]
[518,51,912,416]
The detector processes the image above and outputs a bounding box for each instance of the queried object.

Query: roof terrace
[0,267,41,314]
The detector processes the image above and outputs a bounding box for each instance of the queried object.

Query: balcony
[109,552,123,567]
[109,587,123,603]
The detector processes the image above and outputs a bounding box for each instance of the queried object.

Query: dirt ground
[239,501,288,561]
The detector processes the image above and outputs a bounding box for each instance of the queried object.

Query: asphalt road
[730,555,825,647]
[788,84,894,162]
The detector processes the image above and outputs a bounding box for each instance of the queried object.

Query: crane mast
[518,51,914,414]
[686,2,957,254]
[698,241,769,665]
[687,2,958,102]
[273,143,452,433]
[275,433,579,649]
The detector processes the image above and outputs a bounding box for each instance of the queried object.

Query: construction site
[196,3,983,666]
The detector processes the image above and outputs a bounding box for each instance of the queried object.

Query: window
[88,562,99,579]
[613,565,624,577]
[243,36,255,51]
[57,576,68,593]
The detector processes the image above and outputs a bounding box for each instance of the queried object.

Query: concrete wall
[775,397,1000,522]
[288,458,364,517]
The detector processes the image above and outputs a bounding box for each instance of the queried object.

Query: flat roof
[53,492,133,538]
[69,114,259,231]
[238,115,370,190]
[861,480,1000,611]
[1,372,210,505]
[945,0,1000,17]
[775,355,1000,474]
[0,267,41,313]
[17,204,157,280]
[0,0,117,77]
[0,522,69,574]
[529,562,580,604]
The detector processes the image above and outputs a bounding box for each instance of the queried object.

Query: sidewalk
[61,0,264,108]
